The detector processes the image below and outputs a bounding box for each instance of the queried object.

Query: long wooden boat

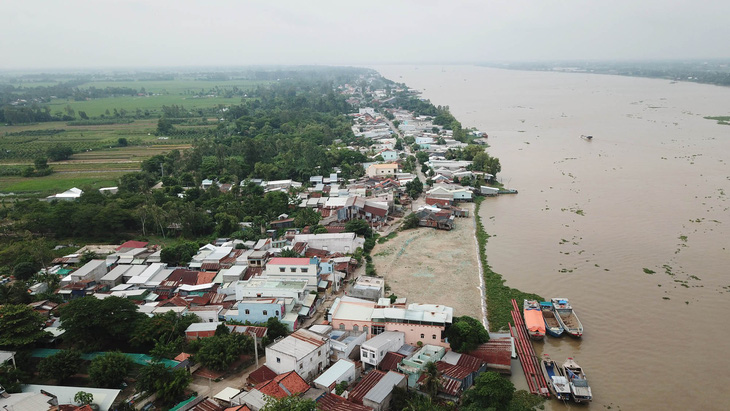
[540,301,564,337]
[541,354,571,401]
[563,357,592,403]
[523,300,545,340]
[551,298,583,338]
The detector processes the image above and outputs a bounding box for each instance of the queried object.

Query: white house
[313,359,357,392]
[366,163,398,178]
[292,233,365,254]
[234,278,309,303]
[265,328,330,381]
[360,331,405,369]
[62,260,108,285]
[264,257,320,290]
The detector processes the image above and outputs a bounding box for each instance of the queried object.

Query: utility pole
[250,331,259,368]
[160,163,164,178]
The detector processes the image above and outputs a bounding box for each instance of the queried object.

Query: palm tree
[421,361,442,399]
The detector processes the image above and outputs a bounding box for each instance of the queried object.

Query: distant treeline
[482,60,730,87]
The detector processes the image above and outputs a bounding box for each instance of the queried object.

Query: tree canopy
[261,396,317,411]
[59,296,145,350]
[137,361,192,405]
[0,304,48,349]
[38,350,82,384]
[461,371,515,411]
[191,333,253,371]
[88,352,132,388]
[445,316,489,353]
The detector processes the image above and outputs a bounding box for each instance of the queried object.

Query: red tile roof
[348,370,386,405]
[325,225,346,234]
[116,240,148,251]
[197,271,217,284]
[256,371,310,399]
[174,352,192,362]
[224,406,251,411]
[378,352,405,372]
[247,365,278,386]
[317,393,373,411]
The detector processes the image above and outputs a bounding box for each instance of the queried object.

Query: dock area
[509,299,550,397]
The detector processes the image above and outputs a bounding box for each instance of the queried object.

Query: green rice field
[0,78,267,195]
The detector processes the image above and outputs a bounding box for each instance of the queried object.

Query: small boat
[581,134,593,141]
[540,301,564,337]
[523,300,545,340]
[551,298,583,338]
[563,357,592,403]
[541,355,571,401]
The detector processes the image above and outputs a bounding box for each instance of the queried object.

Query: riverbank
[474,196,542,332]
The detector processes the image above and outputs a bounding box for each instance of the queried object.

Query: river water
[375,65,730,410]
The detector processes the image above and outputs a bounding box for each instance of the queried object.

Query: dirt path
[370,204,483,318]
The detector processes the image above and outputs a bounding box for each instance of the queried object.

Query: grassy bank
[474,196,543,332]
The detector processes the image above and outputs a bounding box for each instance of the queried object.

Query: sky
[2,0,730,70]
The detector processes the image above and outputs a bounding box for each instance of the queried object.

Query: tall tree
[462,371,515,411]
[137,362,192,406]
[59,296,144,350]
[0,304,48,349]
[193,333,252,371]
[445,316,489,353]
[261,396,317,411]
[38,350,82,384]
[421,361,442,399]
[88,352,132,388]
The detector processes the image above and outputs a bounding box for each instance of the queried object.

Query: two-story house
[264,257,321,291]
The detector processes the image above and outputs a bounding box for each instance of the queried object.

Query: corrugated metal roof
[363,371,405,404]
[348,370,385,405]
[313,359,355,388]
[317,393,373,411]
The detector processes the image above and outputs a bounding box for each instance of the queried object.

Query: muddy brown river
[375,65,730,410]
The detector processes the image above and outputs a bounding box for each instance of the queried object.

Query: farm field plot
[0,172,125,194]
[370,204,482,318]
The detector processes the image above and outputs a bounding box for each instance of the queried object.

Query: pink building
[329,296,453,347]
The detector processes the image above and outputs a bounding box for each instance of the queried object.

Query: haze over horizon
[2,0,730,70]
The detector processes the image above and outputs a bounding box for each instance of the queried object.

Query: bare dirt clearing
[371,203,482,317]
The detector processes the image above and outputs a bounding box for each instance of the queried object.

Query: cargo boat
[523,300,545,340]
[540,301,564,337]
[551,298,583,338]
